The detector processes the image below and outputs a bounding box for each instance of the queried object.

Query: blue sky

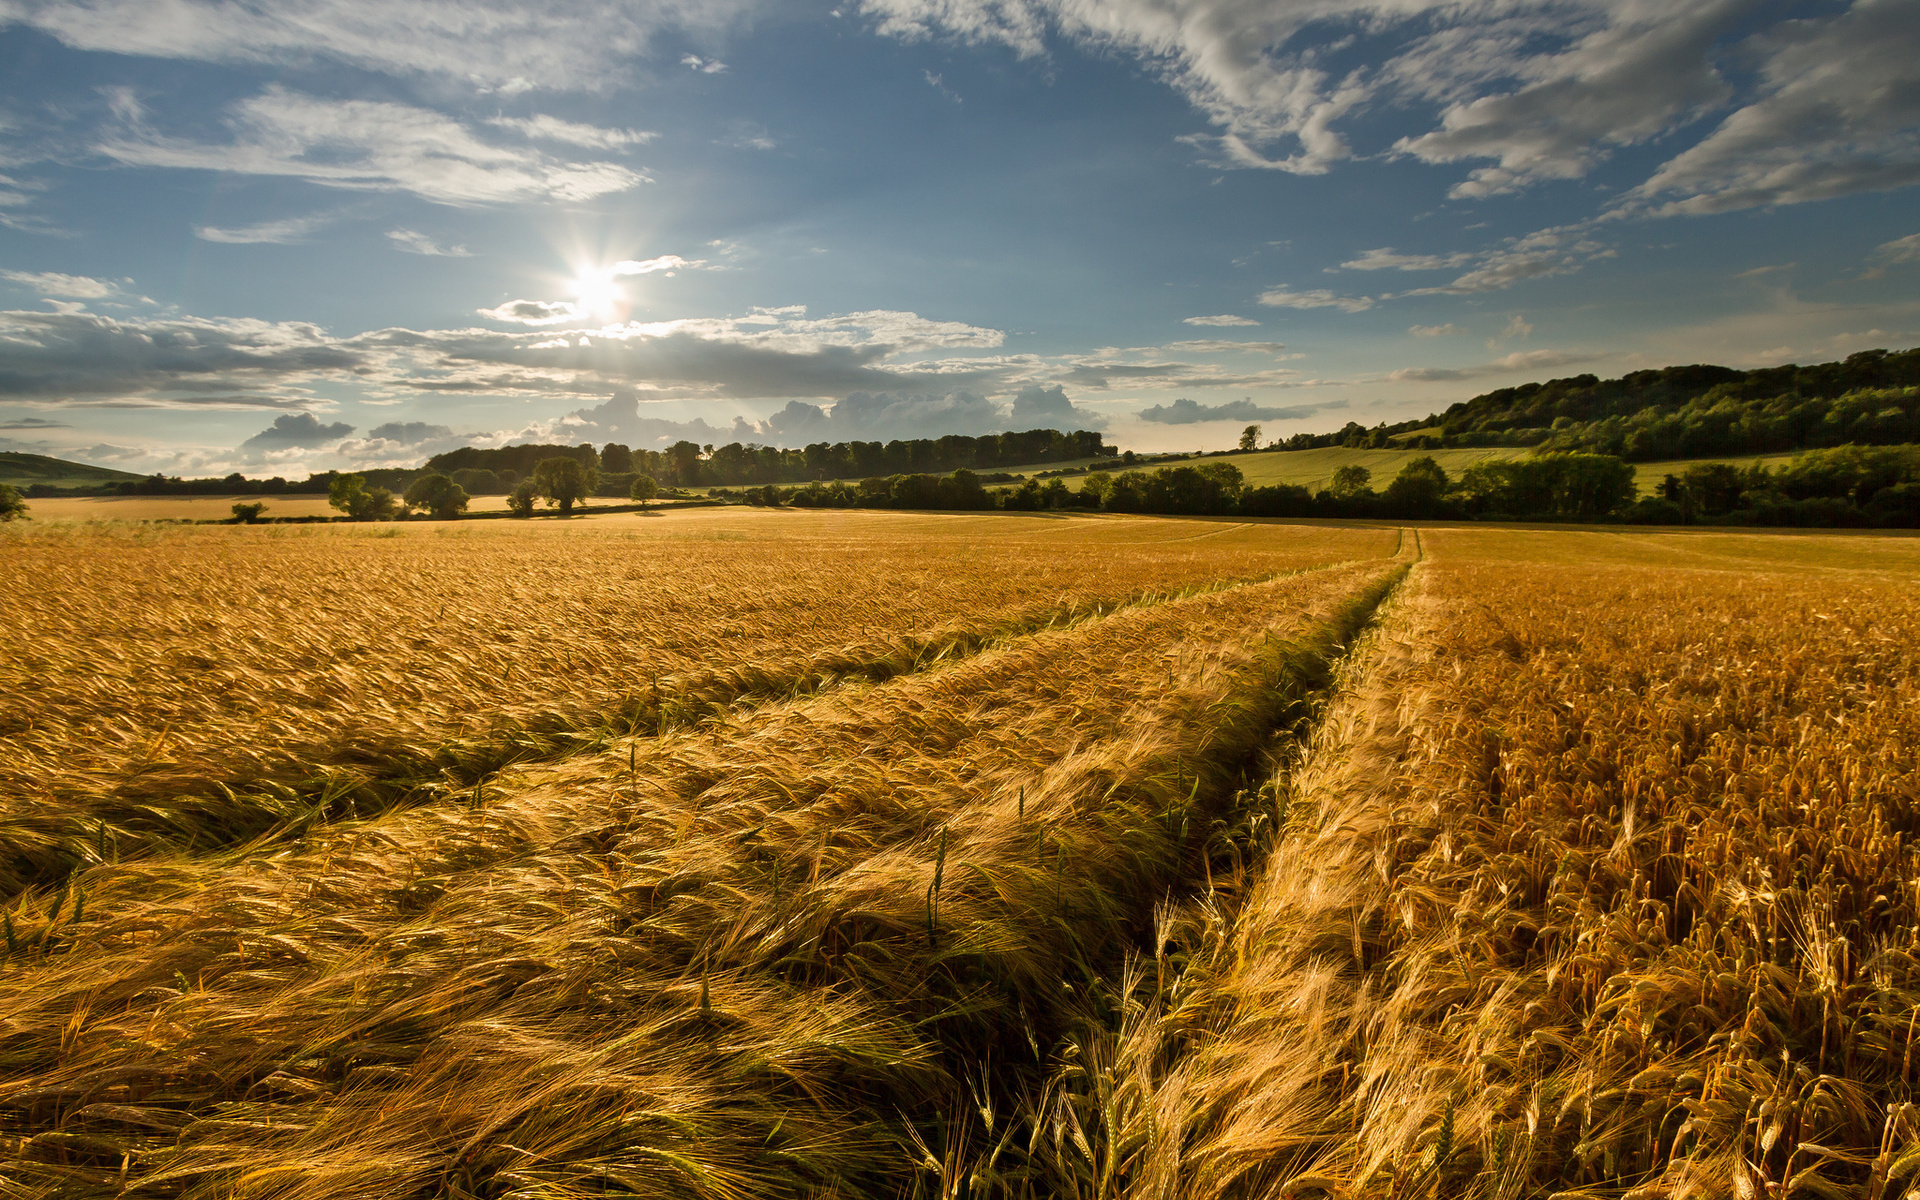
[1,0,1917,475]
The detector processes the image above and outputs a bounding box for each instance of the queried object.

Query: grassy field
[2,510,1914,1198]
[0,453,144,491]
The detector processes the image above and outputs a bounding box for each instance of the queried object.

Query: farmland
[2,510,1916,1198]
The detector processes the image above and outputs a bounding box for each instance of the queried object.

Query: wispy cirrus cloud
[1,270,126,299]
[196,213,337,244]
[0,0,760,92]
[98,87,649,206]
[486,114,656,149]
[386,229,472,257]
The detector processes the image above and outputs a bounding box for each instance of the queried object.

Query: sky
[1,0,1917,476]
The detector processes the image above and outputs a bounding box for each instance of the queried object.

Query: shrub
[230,501,268,524]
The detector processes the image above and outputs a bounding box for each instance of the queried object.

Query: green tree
[507,479,539,517]
[628,474,660,508]
[0,483,28,522]
[533,456,597,514]
[230,501,268,524]
[1239,424,1262,451]
[601,442,635,473]
[328,473,396,520]
[403,472,470,519]
[1384,456,1449,515]
[1329,464,1373,499]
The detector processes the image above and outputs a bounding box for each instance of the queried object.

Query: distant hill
[1283,347,1920,461]
[0,452,146,489]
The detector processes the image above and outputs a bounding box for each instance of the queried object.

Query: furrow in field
[1014,536,1920,1199]
[0,559,1406,1200]
[0,519,1396,897]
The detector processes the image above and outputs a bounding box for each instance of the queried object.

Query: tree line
[736,445,1920,527]
[426,428,1112,491]
[1270,347,1920,458]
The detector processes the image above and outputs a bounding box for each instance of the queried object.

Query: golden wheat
[0,512,1393,894]
[0,517,1403,1199]
[1046,529,1920,1200]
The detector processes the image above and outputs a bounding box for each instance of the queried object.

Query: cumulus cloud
[364,421,456,444]
[1387,348,1600,382]
[239,412,354,450]
[387,229,471,256]
[1183,314,1259,326]
[0,309,357,408]
[1627,0,1920,215]
[1,271,124,299]
[1007,382,1105,429]
[1257,287,1374,313]
[98,87,648,206]
[477,299,583,325]
[486,115,656,149]
[196,214,335,244]
[1137,397,1337,425]
[0,0,758,92]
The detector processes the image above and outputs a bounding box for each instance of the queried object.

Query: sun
[570,267,625,322]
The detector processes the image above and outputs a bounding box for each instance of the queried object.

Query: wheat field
[2,510,1915,1198]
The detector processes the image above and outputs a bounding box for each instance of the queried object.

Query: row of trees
[427,429,1112,491]
[735,444,1920,526]
[1263,348,1920,457]
[745,454,1644,522]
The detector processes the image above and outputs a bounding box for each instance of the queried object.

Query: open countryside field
[2,510,1917,1198]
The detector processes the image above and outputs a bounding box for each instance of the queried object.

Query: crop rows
[0,516,1392,895]
[1046,538,1920,1198]
[0,531,1405,1198]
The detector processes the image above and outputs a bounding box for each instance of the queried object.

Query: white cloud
[98,87,648,206]
[0,308,355,408]
[239,412,354,450]
[611,255,704,276]
[387,229,472,256]
[1338,248,1475,272]
[681,53,728,73]
[1007,382,1104,428]
[1164,339,1287,354]
[1628,0,1920,215]
[1877,233,1920,264]
[1394,0,1743,197]
[1137,397,1336,425]
[1182,314,1258,326]
[486,114,656,149]
[1409,323,1462,337]
[861,0,1920,216]
[1,0,758,92]
[1257,286,1374,313]
[477,299,584,325]
[0,270,122,299]
[196,213,335,244]
[1388,348,1600,382]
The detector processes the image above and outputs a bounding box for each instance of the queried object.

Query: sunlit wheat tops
[3,509,1913,1199]
[0,513,1390,896]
